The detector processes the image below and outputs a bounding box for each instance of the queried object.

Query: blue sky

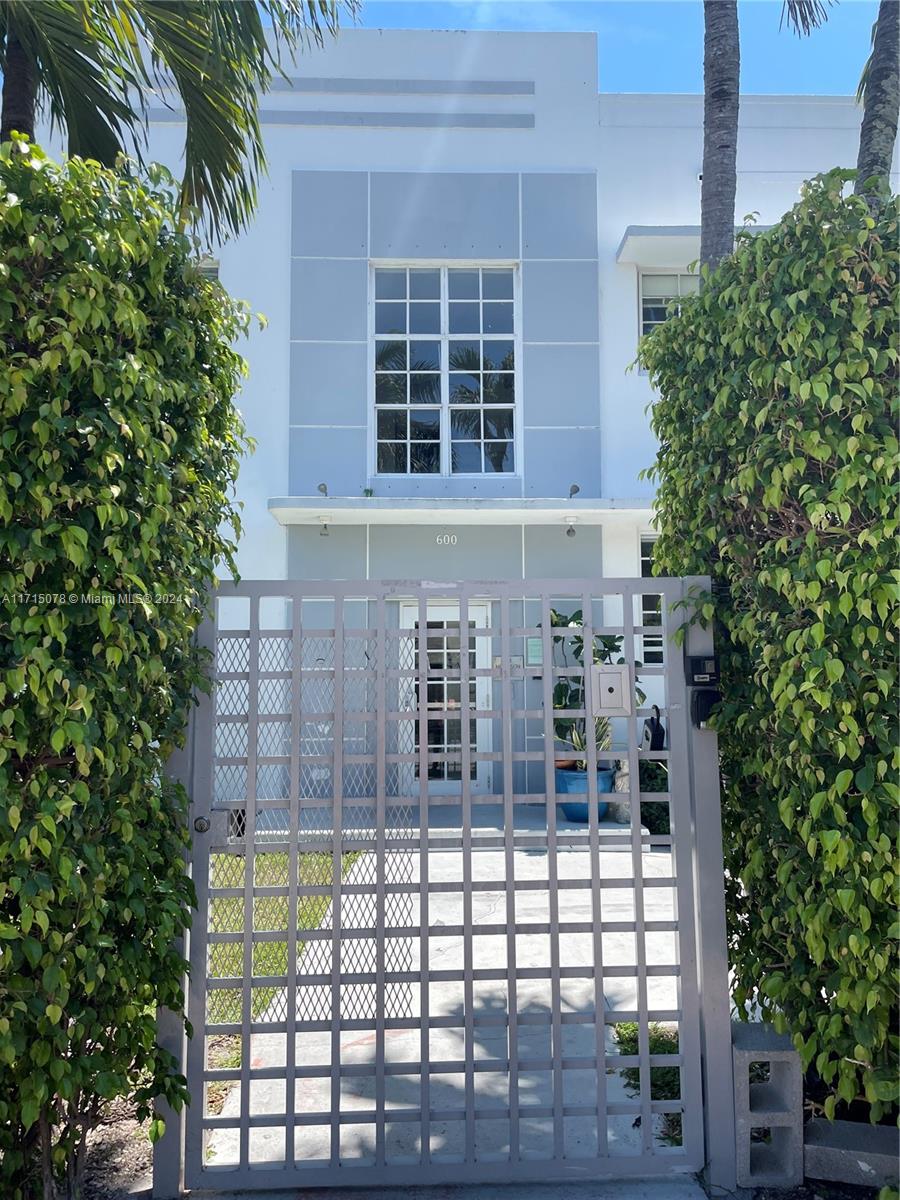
[355,0,877,95]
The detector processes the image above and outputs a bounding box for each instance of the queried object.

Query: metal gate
[162,578,735,1193]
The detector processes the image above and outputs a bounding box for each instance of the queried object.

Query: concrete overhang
[268,496,652,526]
[616,223,772,268]
[616,225,702,269]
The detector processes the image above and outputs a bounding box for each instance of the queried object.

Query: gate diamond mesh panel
[184,581,708,1189]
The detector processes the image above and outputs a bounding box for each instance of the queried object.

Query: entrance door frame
[399,599,493,796]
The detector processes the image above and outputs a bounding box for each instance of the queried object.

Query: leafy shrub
[638,170,898,1118]
[637,761,671,837]
[0,140,249,1197]
[613,1021,682,1144]
[613,1020,681,1099]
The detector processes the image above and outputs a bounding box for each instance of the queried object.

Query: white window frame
[638,532,664,665]
[367,261,522,480]
[638,271,698,340]
[197,255,220,281]
[639,531,658,579]
[398,600,493,795]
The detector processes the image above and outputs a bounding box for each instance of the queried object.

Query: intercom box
[591,664,633,717]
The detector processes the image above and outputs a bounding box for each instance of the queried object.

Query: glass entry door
[399,601,492,795]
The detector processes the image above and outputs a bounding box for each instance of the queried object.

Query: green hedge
[0,140,249,1197]
[638,171,898,1118]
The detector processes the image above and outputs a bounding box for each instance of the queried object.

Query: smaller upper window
[639,535,663,664]
[640,273,698,337]
[640,535,657,579]
[197,256,220,281]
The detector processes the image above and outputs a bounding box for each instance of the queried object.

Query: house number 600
[436,534,458,546]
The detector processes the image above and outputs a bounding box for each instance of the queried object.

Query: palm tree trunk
[700,0,740,273]
[0,25,38,144]
[855,0,899,210]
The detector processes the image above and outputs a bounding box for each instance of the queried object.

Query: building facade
[143,29,876,584]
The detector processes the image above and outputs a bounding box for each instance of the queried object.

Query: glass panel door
[400,601,492,795]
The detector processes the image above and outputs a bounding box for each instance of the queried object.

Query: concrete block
[732,1019,798,1058]
[805,1117,899,1189]
[732,1021,803,1188]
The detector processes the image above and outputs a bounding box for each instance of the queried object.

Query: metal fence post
[683,576,737,1194]
[152,615,215,1200]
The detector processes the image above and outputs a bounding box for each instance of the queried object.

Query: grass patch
[208,850,360,1022]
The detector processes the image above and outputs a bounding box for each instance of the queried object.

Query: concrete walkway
[209,808,681,1174]
[152,1181,710,1200]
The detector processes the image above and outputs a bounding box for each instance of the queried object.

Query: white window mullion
[441,266,450,476]
[405,267,411,473]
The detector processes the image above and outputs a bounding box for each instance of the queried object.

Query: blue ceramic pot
[556,766,615,822]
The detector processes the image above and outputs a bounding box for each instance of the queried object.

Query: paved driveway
[210,805,679,1171]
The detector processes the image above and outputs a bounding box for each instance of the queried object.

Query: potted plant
[550,609,628,822]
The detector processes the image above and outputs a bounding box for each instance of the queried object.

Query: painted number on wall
[435,533,458,546]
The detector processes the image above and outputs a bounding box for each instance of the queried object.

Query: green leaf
[834,770,853,797]
[819,830,842,853]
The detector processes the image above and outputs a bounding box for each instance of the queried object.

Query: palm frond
[127,1,267,239]
[125,1,357,240]
[1,0,356,239]
[780,0,835,37]
[260,1,352,63]
[2,0,142,164]
[856,17,878,102]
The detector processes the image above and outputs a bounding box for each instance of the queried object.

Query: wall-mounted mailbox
[687,654,719,686]
[591,664,633,716]
[691,688,721,729]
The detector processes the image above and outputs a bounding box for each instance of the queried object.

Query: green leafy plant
[638,169,899,1120]
[0,140,250,1198]
[549,609,644,770]
[549,609,617,768]
[612,1020,682,1145]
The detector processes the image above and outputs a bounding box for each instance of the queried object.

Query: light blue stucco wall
[286,523,603,581]
[289,168,601,510]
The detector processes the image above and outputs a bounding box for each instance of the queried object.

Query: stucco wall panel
[291,170,368,256]
[522,172,598,259]
[522,260,600,343]
[368,524,522,579]
[290,258,368,341]
[289,427,368,496]
[289,343,368,425]
[522,344,600,427]
[287,525,367,579]
[523,427,602,497]
[370,172,519,258]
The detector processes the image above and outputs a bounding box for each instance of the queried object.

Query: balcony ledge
[268,496,652,526]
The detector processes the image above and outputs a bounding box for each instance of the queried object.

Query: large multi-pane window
[374,266,516,475]
[640,273,699,337]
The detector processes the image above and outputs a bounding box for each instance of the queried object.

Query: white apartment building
[140,28,878,587]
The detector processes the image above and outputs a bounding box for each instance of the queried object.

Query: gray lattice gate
[167,579,735,1193]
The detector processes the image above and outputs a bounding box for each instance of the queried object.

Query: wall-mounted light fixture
[569,483,580,499]
[317,482,328,496]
